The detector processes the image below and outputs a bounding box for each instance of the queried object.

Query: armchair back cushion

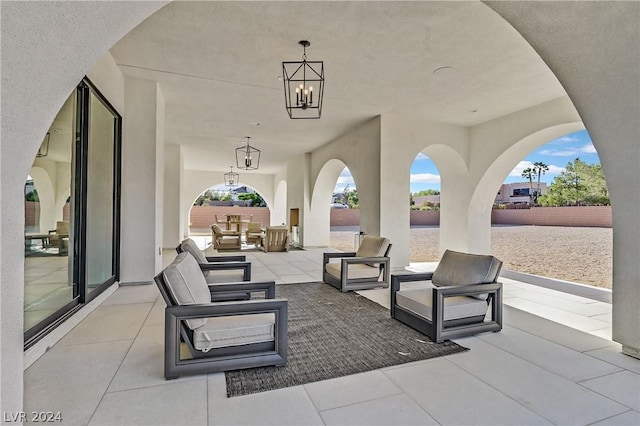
[163,252,211,329]
[56,221,70,235]
[180,238,207,264]
[211,224,224,236]
[432,250,502,300]
[355,236,390,258]
[246,222,262,233]
[355,236,391,267]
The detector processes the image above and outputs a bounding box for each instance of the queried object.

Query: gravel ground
[330,225,612,289]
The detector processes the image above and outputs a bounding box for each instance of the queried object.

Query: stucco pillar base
[622,345,640,360]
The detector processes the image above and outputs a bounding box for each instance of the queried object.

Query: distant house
[412,182,547,207]
[495,182,547,205]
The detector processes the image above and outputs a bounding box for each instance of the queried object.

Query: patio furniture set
[211,218,289,253]
[154,234,503,379]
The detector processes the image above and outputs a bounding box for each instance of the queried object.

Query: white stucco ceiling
[109,1,566,173]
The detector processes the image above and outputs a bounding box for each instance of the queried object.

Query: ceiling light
[282,40,324,119]
[224,166,239,187]
[235,136,260,170]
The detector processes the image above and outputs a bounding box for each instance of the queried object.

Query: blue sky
[334,130,599,193]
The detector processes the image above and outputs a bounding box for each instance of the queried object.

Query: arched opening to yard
[408,152,442,263]
[188,183,271,243]
[483,129,613,289]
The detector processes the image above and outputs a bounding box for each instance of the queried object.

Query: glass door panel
[24,91,78,334]
[85,92,117,292]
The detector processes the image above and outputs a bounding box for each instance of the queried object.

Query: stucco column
[379,132,410,269]
[488,0,640,357]
[163,143,184,248]
[121,78,165,283]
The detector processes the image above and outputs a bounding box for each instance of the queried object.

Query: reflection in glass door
[24,92,78,334]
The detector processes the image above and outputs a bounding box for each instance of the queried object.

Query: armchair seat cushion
[325,262,381,280]
[218,236,241,247]
[193,313,275,352]
[396,285,488,322]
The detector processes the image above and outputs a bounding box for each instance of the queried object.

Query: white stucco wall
[380,115,468,266]
[0,0,169,413]
[163,143,184,248]
[286,154,311,245]
[272,168,288,226]
[120,78,165,283]
[487,0,640,358]
[306,117,382,247]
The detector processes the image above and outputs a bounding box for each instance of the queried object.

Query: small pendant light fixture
[235,136,260,170]
[224,166,239,187]
[36,132,50,157]
[282,40,324,119]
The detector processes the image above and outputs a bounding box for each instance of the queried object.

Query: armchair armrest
[205,255,246,262]
[340,256,391,286]
[199,261,251,281]
[164,299,288,378]
[390,272,435,292]
[323,251,356,265]
[431,282,503,342]
[433,282,502,298]
[207,280,276,299]
[341,256,389,265]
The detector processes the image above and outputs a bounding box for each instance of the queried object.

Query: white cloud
[410,173,441,184]
[539,143,597,157]
[555,135,580,143]
[414,152,431,161]
[509,161,564,177]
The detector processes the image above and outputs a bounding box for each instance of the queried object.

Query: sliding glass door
[24,77,121,347]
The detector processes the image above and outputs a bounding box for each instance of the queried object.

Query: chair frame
[175,244,251,280]
[390,272,503,343]
[154,273,288,379]
[322,243,392,292]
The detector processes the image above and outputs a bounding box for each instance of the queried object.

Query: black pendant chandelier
[235,136,260,170]
[224,166,239,187]
[282,40,324,119]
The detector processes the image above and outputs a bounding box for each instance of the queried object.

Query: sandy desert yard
[330,225,613,289]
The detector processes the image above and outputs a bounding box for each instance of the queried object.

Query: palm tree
[521,167,535,203]
[532,161,549,204]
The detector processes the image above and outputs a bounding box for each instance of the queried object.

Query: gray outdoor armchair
[323,235,392,292]
[391,249,503,342]
[154,252,288,380]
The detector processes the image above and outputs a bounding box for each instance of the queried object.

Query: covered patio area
[24,244,639,425]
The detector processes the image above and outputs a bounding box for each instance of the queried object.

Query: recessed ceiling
[109,1,565,173]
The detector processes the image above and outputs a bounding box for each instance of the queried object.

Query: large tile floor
[24,242,639,425]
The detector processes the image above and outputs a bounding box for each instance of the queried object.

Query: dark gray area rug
[225,282,468,397]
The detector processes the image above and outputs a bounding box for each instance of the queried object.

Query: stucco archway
[467,122,585,254]
[306,159,351,247]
